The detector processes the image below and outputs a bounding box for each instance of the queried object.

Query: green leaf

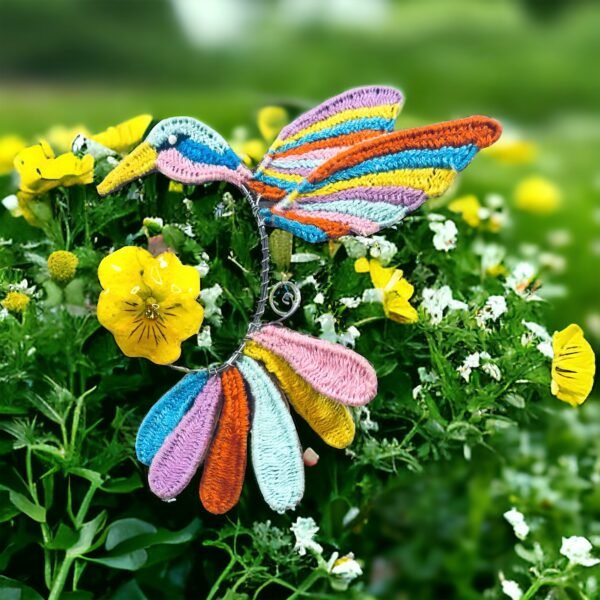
[100,473,143,494]
[46,523,78,550]
[112,580,148,600]
[68,468,103,487]
[86,549,148,571]
[0,492,20,523]
[67,511,107,557]
[8,491,46,523]
[105,518,157,551]
[0,576,44,600]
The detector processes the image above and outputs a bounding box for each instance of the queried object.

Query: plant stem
[206,552,237,600]
[48,555,75,600]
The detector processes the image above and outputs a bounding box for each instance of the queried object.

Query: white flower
[506,262,537,297]
[412,384,423,400]
[200,284,223,326]
[537,341,554,358]
[522,320,551,341]
[476,295,508,328]
[547,229,571,248]
[0,307,10,321]
[421,285,468,325]
[327,552,363,591]
[482,362,502,381]
[340,236,369,258]
[72,134,115,159]
[342,507,360,527]
[291,252,321,263]
[473,240,506,274]
[2,194,19,212]
[560,536,600,567]
[290,517,323,557]
[539,252,566,273]
[429,219,458,252]
[340,235,397,265]
[457,352,481,382]
[355,406,379,432]
[195,252,211,277]
[338,326,360,348]
[362,288,385,304]
[339,297,361,309]
[418,367,439,384]
[299,275,319,290]
[485,193,505,209]
[316,313,339,343]
[368,235,397,265]
[503,508,529,540]
[196,326,212,348]
[183,197,193,211]
[499,573,523,600]
[314,292,325,305]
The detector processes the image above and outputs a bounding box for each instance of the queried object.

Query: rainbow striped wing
[260,116,502,243]
[248,86,404,202]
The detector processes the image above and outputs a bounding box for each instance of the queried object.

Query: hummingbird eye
[167,134,177,146]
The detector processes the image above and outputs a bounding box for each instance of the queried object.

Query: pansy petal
[237,356,305,513]
[141,252,200,300]
[148,375,222,499]
[136,371,209,465]
[552,324,596,406]
[368,259,396,289]
[93,114,153,153]
[98,246,153,292]
[250,325,377,406]
[245,341,355,449]
[200,367,250,514]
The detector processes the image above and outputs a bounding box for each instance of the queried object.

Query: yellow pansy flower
[449,194,482,228]
[485,139,537,164]
[355,257,418,324]
[97,247,204,365]
[93,114,153,153]
[551,324,596,407]
[231,106,289,166]
[514,176,561,214]
[0,135,27,174]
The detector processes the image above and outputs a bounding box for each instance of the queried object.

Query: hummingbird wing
[249,86,404,202]
[260,116,502,242]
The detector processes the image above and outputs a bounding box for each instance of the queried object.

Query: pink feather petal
[250,324,377,406]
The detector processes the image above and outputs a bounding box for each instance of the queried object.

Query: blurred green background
[1,0,599,341]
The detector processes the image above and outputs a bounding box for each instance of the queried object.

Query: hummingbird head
[97,116,250,196]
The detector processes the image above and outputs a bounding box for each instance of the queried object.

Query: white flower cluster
[428,215,458,252]
[340,234,398,265]
[457,352,502,382]
[503,507,529,540]
[476,295,508,329]
[316,313,360,348]
[290,517,323,556]
[521,320,553,358]
[560,536,600,567]
[199,284,223,326]
[421,285,468,325]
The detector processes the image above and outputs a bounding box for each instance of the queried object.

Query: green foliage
[0,118,596,600]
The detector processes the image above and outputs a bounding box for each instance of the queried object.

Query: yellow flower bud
[48,250,79,284]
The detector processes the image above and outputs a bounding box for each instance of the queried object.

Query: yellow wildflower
[257,106,289,144]
[12,141,94,226]
[2,291,30,313]
[514,176,561,214]
[45,125,90,153]
[355,257,418,324]
[168,181,184,193]
[485,139,537,164]
[0,135,27,174]
[97,247,203,365]
[92,115,153,154]
[551,324,596,407]
[14,141,94,196]
[231,106,289,166]
[48,251,79,284]
[449,195,482,228]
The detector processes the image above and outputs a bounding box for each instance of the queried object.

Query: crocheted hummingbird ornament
[98,86,502,514]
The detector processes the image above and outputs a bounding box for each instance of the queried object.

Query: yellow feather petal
[244,341,355,449]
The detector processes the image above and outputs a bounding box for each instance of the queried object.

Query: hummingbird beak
[97,141,158,196]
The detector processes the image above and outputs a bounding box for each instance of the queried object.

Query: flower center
[144,297,161,320]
